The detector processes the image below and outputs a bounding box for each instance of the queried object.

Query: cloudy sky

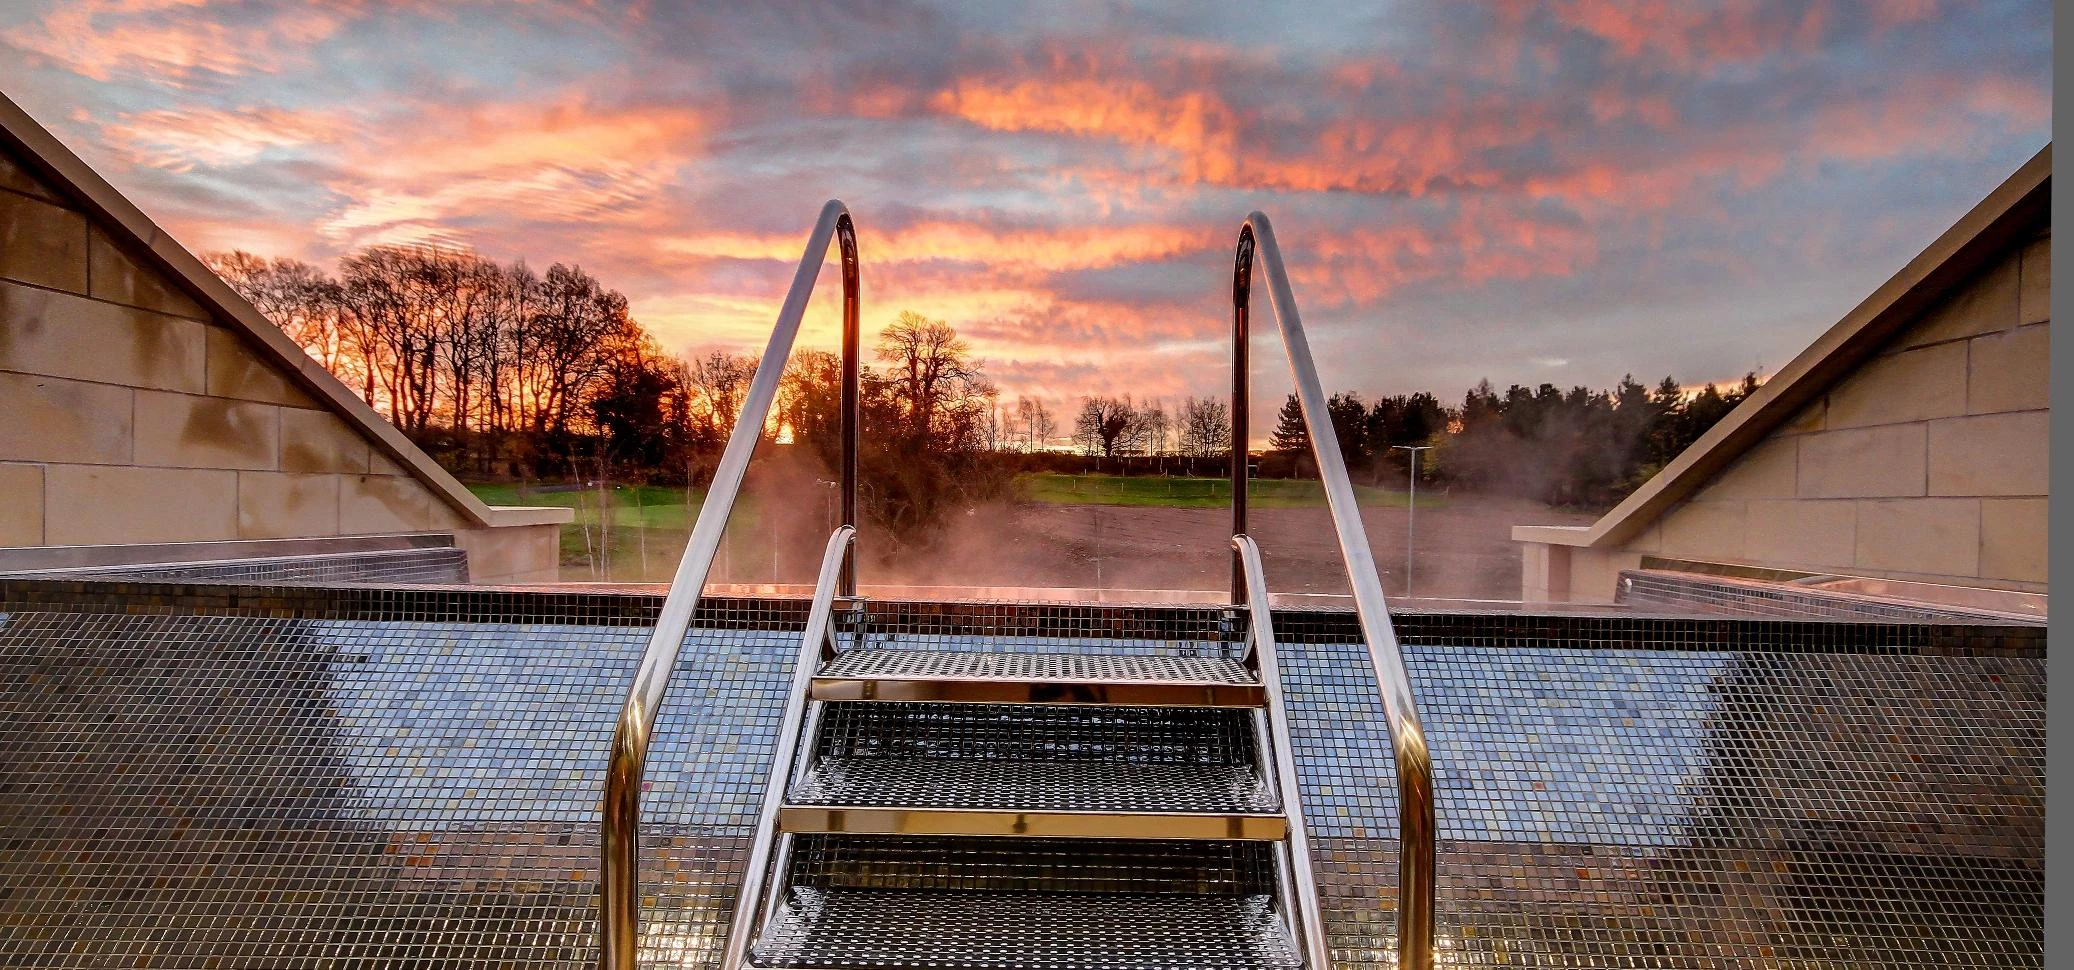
[0,1,2050,434]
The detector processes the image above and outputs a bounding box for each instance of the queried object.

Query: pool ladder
[716,529,1325,969]
[600,205,1433,970]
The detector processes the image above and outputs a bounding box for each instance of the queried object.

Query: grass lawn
[1015,473,1445,509]
[468,482,727,580]
[467,475,1440,581]
[468,482,703,529]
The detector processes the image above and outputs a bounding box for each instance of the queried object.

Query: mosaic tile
[1619,569,2047,625]
[0,548,470,585]
[0,582,2046,968]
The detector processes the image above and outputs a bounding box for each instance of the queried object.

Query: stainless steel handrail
[600,200,859,970]
[1233,534,1331,969]
[1231,212,1436,969]
[720,526,856,970]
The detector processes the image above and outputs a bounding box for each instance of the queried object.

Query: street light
[1391,445,1433,599]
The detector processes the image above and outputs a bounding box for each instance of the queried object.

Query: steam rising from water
[623,450,1594,602]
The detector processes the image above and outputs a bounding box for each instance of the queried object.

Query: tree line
[208,248,673,478]
[214,243,1756,523]
[1259,375,1755,507]
[1041,373,1753,508]
[210,246,1007,537]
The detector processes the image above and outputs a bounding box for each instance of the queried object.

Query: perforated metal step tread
[812,650,1263,706]
[790,759,1274,812]
[787,702,1277,815]
[751,888,1304,970]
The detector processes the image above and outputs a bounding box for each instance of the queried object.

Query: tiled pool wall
[0,575,2047,653]
[0,546,470,585]
[0,578,2046,968]
[1620,567,2047,624]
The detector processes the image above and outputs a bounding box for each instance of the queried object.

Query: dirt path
[873,493,1598,602]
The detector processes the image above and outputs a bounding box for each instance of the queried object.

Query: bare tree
[1179,396,1233,468]
[877,310,993,441]
[777,349,842,451]
[335,246,421,427]
[1031,399,1058,451]
[1014,397,1057,452]
[1138,399,1170,468]
[208,251,353,379]
[683,350,760,442]
[516,263,635,437]
[1074,396,1137,460]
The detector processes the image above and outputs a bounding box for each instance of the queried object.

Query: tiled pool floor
[0,605,2043,968]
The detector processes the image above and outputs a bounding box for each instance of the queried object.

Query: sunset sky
[0,1,2050,435]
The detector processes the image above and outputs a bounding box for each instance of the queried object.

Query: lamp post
[1391,445,1432,599]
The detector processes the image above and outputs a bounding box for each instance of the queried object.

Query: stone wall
[0,145,556,582]
[1537,230,2047,602]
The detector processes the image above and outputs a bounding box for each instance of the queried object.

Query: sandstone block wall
[1533,229,2048,603]
[0,145,554,582]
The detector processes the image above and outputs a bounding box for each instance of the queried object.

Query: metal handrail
[600,201,859,970]
[1232,534,1331,970]
[720,526,856,970]
[1230,212,1436,969]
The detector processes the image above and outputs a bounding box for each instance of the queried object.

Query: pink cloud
[100,103,347,169]
[14,0,2044,418]
[6,0,352,85]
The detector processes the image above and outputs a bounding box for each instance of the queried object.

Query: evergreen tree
[1325,391,1370,465]
[1268,393,1310,453]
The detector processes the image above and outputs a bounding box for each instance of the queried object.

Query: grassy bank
[1015,473,1444,509]
[467,482,738,582]
[468,482,703,529]
[470,473,1445,582]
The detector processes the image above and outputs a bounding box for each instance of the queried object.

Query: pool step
[750,836,1305,970]
[728,596,1327,968]
[779,702,1285,840]
[810,649,1264,707]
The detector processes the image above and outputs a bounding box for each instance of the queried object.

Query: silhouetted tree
[1325,392,1369,467]
[1428,371,1760,506]
[1178,397,1232,461]
[773,318,1004,541]
[591,334,677,470]
[1014,397,1058,452]
[1074,396,1137,460]
[1268,393,1309,454]
[213,245,660,478]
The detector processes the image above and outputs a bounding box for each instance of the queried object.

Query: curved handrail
[719,526,856,970]
[1231,212,1435,969]
[1232,534,1330,970]
[600,201,859,969]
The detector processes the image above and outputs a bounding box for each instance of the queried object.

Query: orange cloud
[662,220,1206,277]
[1805,72,2050,162]
[931,77,1241,184]
[929,67,1550,199]
[27,0,2043,424]
[88,91,706,252]
[6,0,351,85]
[319,98,704,247]
[1286,202,1601,309]
[1547,0,1827,72]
